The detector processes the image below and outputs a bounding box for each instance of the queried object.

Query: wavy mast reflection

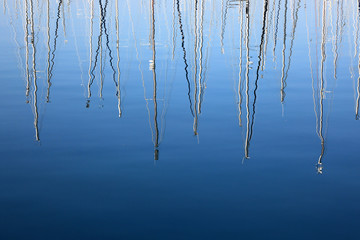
[22,0,41,141]
[193,0,206,137]
[150,0,159,160]
[48,0,62,104]
[244,0,268,160]
[307,0,331,174]
[237,0,244,127]
[316,0,327,174]
[115,0,122,117]
[24,0,30,101]
[87,0,117,107]
[282,0,300,111]
[176,0,194,116]
[30,0,39,142]
[87,0,94,108]
[280,0,287,106]
[244,0,251,160]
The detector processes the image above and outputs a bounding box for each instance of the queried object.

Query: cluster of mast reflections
[4,0,360,173]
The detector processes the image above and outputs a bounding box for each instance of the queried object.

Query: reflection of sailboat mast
[282,0,301,106]
[262,0,270,71]
[245,0,268,159]
[126,0,158,159]
[94,0,116,103]
[24,0,30,100]
[244,0,250,159]
[305,0,318,133]
[198,0,205,116]
[46,0,51,102]
[176,0,193,116]
[116,0,121,117]
[6,1,25,98]
[354,0,359,60]
[87,0,94,107]
[193,0,199,135]
[88,0,106,104]
[101,0,117,101]
[198,0,205,114]
[150,0,159,160]
[61,1,66,39]
[172,0,177,60]
[237,0,244,126]
[332,0,340,79]
[99,12,103,100]
[245,0,250,158]
[48,0,63,103]
[273,0,281,64]
[192,0,205,136]
[86,0,94,108]
[280,0,288,104]
[317,0,327,174]
[29,0,39,141]
[221,0,229,54]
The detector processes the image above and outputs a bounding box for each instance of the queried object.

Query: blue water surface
[0,0,359,239]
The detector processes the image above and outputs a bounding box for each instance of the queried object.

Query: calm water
[0,0,360,239]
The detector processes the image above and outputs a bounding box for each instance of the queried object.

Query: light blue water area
[0,0,360,239]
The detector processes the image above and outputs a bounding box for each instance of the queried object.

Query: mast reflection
[150,0,159,160]
[244,0,268,159]
[176,0,194,116]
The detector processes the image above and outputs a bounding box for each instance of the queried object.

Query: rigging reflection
[150,0,159,160]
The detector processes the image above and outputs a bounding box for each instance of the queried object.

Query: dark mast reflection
[47,0,63,103]
[87,0,117,108]
[245,0,269,159]
[87,0,94,108]
[244,0,251,159]
[176,0,194,116]
[102,0,117,101]
[88,0,104,104]
[150,0,159,160]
